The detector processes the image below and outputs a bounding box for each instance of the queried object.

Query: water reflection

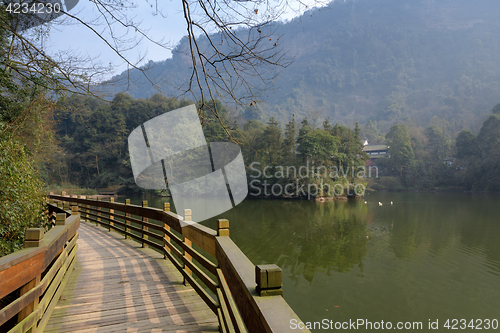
[121,193,500,331]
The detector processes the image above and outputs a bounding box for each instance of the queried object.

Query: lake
[118,192,500,331]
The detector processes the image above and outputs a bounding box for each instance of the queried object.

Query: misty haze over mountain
[100,0,500,135]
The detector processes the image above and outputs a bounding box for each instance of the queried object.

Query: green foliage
[99,0,500,135]
[385,124,414,173]
[0,12,56,256]
[244,115,366,198]
[282,115,297,164]
[198,99,231,142]
[374,102,500,191]
[424,125,450,161]
[372,177,403,191]
[53,94,193,189]
[456,130,476,159]
[0,137,45,256]
[260,117,283,164]
[492,103,500,115]
[297,129,339,165]
[476,114,500,156]
[471,112,500,190]
[52,89,500,197]
[56,93,367,198]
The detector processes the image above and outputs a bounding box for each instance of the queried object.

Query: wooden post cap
[142,200,148,208]
[24,228,44,248]
[57,201,63,208]
[71,206,79,215]
[25,228,44,241]
[110,197,114,202]
[49,191,54,195]
[256,264,283,296]
[61,191,66,196]
[125,199,130,205]
[217,219,229,236]
[63,202,70,210]
[56,213,66,226]
[184,209,192,221]
[164,203,170,212]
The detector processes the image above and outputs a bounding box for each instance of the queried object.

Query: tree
[363,120,385,144]
[240,119,266,164]
[455,130,476,159]
[327,123,364,169]
[385,124,414,176]
[296,118,312,157]
[259,117,282,164]
[424,125,450,161]
[282,115,297,163]
[0,138,46,256]
[476,114,500,156]
[0,0,305,138]
[474,112,500,190]
[492,103,500,115]
[1,10,55,255]
[296,129,339,166]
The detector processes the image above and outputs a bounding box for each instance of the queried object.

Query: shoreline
[48,187,500,201]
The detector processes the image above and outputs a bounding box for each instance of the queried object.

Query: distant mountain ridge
[100,0,500,134]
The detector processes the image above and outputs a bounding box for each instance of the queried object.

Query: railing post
[96,197,101,227]
[125,199,131,239]
[183,209,192,284]
[24,228,44,248]
[163,203,171,259]
[20,228,44,332]
[255,264,283,296]
[71,206,79,216]
[142,200,148,248]
[63,201,70,211]
[78,195,87,222]
[56,213,66,226]
[217,219,229,237]
[109,197,114,231]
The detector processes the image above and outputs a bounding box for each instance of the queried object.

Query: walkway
[44,221,219,333]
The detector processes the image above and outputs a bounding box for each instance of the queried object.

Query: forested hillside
[100,0,500,136]
[52,94,366,198]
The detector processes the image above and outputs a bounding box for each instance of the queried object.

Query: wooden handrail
[48,194,309,333]
[0,205,80,333]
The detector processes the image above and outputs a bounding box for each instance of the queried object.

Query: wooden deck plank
[44,221,219,333]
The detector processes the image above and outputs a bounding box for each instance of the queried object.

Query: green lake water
[118,192,500,331]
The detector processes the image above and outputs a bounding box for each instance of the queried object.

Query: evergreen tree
[455,130,476,159]
[385,124,414,177]
[282,115,297,163]
[424,125,450,161]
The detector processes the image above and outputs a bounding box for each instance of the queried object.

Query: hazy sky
[43,0,324,79]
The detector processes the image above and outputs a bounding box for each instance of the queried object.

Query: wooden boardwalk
[44,221,219,333]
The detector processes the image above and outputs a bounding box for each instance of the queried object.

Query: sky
[43,0,326,80]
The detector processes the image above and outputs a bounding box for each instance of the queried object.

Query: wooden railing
[0,204,79,333]
[48,194,309,333]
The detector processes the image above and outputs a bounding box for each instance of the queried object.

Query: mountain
[99,0,500,134]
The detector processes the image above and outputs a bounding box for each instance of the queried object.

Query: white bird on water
[365,201,367,204]
[378,202,383,206]
[391,201,393,205]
